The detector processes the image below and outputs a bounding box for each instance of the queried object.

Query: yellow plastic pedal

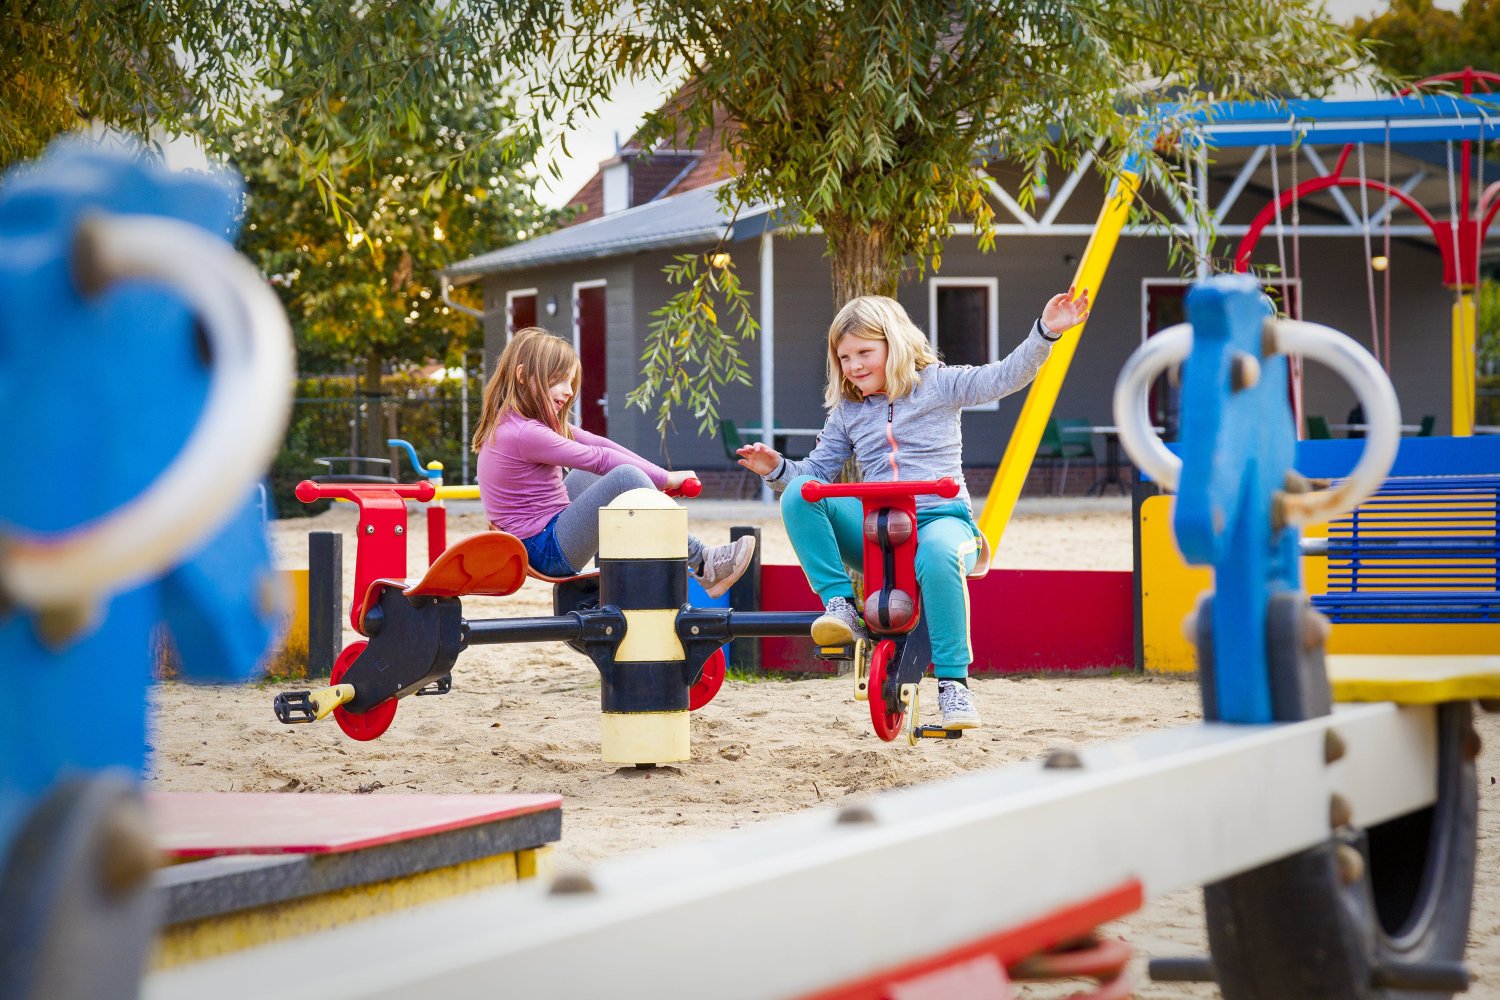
[817,643,855,660]
[914,726,964,740]
[1328,654,1500,704]
[307,683,356,721]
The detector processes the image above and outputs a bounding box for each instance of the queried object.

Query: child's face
[548,366,578,415]
[836,333,888,396]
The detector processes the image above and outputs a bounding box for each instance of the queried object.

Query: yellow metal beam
[1452,293,1476,437]
[977,169,1141,544]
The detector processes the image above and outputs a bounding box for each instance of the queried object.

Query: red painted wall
[759,564,1134,674]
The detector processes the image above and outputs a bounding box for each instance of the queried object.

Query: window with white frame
[928,278,1000,409]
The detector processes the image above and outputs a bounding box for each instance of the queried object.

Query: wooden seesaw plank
[1329,653,1500,703]
[147,792,561,968]
[145,702,1435,1000]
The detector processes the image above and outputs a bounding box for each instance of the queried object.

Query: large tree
[1350,0,1500,81]
[232,77,559,455]
[509,1,1372,430]
[1,2,526,225]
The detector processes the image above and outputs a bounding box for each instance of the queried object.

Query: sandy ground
[146,496,1500,998]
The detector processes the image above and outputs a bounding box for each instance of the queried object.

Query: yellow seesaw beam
[977,169,1141,546]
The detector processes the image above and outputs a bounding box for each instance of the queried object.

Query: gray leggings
[556,466,708,573]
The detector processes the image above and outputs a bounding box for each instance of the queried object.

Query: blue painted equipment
[0,140,293,998]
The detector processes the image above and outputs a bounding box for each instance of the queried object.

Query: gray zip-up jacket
[765,319,1060,510]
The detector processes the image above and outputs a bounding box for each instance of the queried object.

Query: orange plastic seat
[404,533,529,599]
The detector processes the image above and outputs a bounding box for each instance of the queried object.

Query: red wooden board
[759,563,1133,674]
[148,792,563,859]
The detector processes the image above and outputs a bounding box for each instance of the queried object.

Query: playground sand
[147,497,1500,998]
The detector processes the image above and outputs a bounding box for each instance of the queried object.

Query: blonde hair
[824,295,939,407]
[471,327,581,451]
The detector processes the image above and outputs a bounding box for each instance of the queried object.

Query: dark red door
[575,283,608,435]
[508,292,536,334]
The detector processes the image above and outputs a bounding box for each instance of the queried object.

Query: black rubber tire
[1204,701,1477,1000]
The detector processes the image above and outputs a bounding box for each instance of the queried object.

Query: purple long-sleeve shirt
[479,410,669,538]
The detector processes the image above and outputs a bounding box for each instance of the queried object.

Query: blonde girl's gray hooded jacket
[764,319,1060,510]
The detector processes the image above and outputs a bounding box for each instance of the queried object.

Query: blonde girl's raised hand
[736,442,782,477]
[1041,286,1091,334]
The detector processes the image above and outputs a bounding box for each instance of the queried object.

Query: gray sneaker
[811,595,868,647]
[694,536,756,599]
[937,679,981,729]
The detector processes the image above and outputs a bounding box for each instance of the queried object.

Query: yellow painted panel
[1453,294,1476,437]
[1140,498,1497,674]
[1329,654,1500,703]
[516,845,554,881]
[600,488,688,559]
[152,851,527,968]
[616,609,685,662]
[600,711,690,764]
[1139,495,1210,675]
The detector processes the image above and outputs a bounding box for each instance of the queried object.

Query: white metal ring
[1111,318,1400,526]
[2,213,294,612]
[1112,323,1190,492]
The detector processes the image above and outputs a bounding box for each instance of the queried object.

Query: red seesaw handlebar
[294,480,437,504]
[665,477,702,499]
[800,477,959,503]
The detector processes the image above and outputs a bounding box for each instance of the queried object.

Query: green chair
[1306,415,1332,440]
[1055,418,1098,495]
[719,419,759,499]
[1418,414,1436,437]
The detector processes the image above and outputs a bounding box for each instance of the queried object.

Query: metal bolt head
[605,626,613,636]
[1231,351,1262,392]
[691,625,700,635]
[98,799,160,897]
[1042,747,1085,770]
[364,524,375,534]
[835,804,878,825]
[1336,843,1366,885]
[394,525,404,535]
[1330,793,1353,830]
[549,869,598,895]
[1324,730,1346,764]
[1302,609,1331,651]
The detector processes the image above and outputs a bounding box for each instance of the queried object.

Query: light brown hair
[471,327,581,451]
[824,296,939,407]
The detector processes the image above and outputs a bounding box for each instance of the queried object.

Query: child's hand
[736,442,781,476]
[665,469,699,491]
[1042,286,1091,334]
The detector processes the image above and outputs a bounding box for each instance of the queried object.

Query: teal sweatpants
[781,475,980,678]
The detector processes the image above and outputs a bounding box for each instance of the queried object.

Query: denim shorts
[520,512,576,578]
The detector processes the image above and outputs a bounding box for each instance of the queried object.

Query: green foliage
[1477,277,1500,366]
[1,1,531,228]
[627,252,758,434]
[229,74,560,373]
[510,0,1373,432]
[1350,0,1500,80]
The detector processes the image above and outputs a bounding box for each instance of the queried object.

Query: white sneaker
[811,595,869,647]
[694,536,756,599]
[937,679,981,729]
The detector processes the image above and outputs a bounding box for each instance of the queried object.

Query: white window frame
[928,276,1000,411]
[505,287,538,338]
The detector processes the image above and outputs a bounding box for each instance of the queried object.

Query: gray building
[441,136,1468,493]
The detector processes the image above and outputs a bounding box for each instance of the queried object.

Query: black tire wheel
[1204,701,1477,1000]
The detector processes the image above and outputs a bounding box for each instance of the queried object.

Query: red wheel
[689,648,727,711]
[866,640,904,742]
[330,641,396,741]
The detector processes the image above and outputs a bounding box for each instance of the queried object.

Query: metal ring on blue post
[1112,318,1401,525]
[2,212,294,613]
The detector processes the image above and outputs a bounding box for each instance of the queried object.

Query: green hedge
[271,372,482,518]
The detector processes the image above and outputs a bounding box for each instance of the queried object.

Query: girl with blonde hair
[738,288,1089,727]
[476,327,753,594]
